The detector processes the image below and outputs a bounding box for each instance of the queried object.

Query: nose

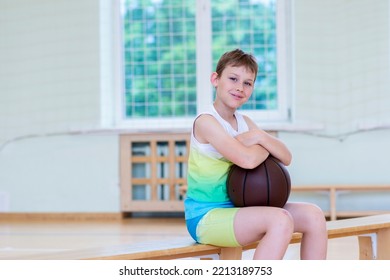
[236,87,243,92]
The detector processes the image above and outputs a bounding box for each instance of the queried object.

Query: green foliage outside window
[121,0,277,118]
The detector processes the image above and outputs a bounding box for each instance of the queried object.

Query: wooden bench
[292,185,390,220]
[17,214,390,260]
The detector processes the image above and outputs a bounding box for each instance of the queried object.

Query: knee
[272,208,294,236]
[304,204,326,228]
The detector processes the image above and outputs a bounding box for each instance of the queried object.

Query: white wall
[0,0,119,212]
[287,0,390,185]
[293,0,390,136]
[0,0,389,213]
[283,0,390,211]
[0,133,119,212]
[0,0,105,142]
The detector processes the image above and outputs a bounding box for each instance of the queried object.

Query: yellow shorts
[196,207,241,247]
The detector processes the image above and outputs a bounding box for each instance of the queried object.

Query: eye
[229,77,238,82]
[244,81,253,87]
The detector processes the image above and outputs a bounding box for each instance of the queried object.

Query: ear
[210,72,219,88]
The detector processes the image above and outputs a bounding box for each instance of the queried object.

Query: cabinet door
[120,133,189,213]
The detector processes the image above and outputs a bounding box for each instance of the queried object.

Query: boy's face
[211,65,256,109]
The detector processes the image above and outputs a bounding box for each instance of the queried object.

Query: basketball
[226,156,291,208]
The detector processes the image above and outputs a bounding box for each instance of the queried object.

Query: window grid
[121,0,280,121]
[211,0,277,111]
[122,0,197,118]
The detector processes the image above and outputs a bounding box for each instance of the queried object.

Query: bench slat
[326,214,390,237]
[16,238,215,260]
[11,214,390,260]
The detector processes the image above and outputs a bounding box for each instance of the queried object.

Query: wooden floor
[0,217,358,260]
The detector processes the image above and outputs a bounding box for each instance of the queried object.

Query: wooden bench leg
[358,235,374,259]
[359,229,390,260]
[219,247,243,260]
[376,228,390,260]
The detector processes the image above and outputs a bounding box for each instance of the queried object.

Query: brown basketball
[226,156,291,207]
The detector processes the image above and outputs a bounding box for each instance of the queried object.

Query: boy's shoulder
[194,113,219,127]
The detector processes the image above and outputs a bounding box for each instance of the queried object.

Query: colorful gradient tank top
[186,106,249,203]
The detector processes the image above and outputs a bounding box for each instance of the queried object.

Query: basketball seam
[268,157,290,202]
[242,169,248,206]
[264,160,270,206]
[227,166,236,205]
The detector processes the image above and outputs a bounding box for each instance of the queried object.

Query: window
[119,0,292,129]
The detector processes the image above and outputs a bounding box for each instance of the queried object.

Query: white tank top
[191,106,249,159]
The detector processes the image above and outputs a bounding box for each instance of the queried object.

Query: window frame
[114,0,293,131]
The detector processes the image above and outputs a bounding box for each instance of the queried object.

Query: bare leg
[233,206,294,260]
[284,202,328,259]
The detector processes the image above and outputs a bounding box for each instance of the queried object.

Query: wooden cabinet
[120,133,190,214]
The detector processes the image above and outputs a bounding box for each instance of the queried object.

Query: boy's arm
[194,114,269,169]
[238,115,292,166]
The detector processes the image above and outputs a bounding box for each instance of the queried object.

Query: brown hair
[215,49,258,81]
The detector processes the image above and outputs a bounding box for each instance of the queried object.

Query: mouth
[230,92,244,100]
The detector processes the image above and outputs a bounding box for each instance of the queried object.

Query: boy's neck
[213,102,237,128]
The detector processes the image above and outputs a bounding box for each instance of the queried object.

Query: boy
[184,49,327,260]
